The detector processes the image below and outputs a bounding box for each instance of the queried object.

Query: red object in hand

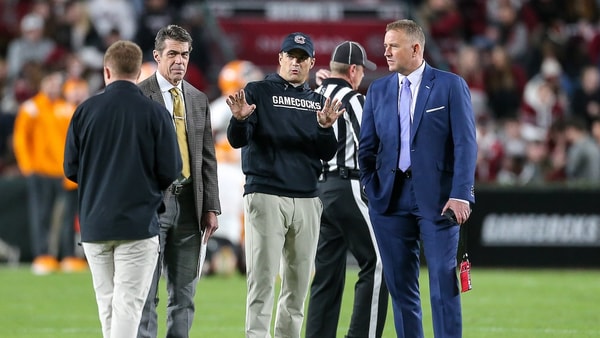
[459,258,472,293]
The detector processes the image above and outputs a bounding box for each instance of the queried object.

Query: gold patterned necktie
[169,87,190,179]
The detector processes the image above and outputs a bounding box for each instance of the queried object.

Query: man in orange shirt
[13,70,86,274]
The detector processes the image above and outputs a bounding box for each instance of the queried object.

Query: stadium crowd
[416,0,600,185]
[0,0,598,319]
[1,0,600,186]
[0,0,600,270]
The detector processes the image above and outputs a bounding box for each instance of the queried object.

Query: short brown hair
[154,25,193,52]
[104,40,143,78]
[386,19,426,48]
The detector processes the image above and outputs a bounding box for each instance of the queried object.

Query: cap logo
[294,35,306,45]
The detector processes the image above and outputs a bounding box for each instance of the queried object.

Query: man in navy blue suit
[358,19,477,338]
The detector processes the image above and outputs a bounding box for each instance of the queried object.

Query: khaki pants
[83,236,159,338]
[244,193,322,338]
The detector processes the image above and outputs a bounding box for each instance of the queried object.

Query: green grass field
[0,266,599,337]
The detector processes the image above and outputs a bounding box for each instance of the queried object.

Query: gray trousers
[57,188,78,258]
[138,184,202,338]
[26,175,63,257]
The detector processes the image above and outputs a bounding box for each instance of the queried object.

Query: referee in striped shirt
[306,41,389,338]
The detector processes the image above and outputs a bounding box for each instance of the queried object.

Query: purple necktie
[398,78,412,171]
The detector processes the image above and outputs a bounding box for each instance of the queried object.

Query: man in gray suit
[137,24,221,338]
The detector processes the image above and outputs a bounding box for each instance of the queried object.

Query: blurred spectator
[206,59,263,276]
[5,13,56,81]
[519,124,551,185]
[484,45,527,120]
[563,117,600,183]
[12,70,85,274]
[27,0,57,37]
[204,138,245,276]
[2,12,57,115]
[520,57,569,131]
[544,1,599,82]
[495,123,548,186]
[63,61,91,106]
[0,0,24,53]
[495,153,526,185]
[454,44,488,118]
[101,27,123,52]
[63,52,103,98]
[87,0,137,41]
[56,77,89,272]
[0,56,6,97]
[557,22,597,82]
[50,0,110,74]
[0,56,18,175]
[2,60,45,117]
[519,140,550,185]
[526,0,565,30]
[570,64,600,129]
[592,118,600,145]
[564,0,599,27]
[417,0,464,68]
[545,119,568,182]
[521,1,566,80]
[475,116,504,182]
[54,0,104,54]
[457,0,487,43]
[494,114,571,185]
[499,118,527,159]
[135,0,180,61]
[496,117,527,185]
[211,60,264,136]
[1,0,599,191]
[484,0,530,67]
[179,2,214,94]
[179,2,212,75]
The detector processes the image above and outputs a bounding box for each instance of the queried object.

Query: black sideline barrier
[467,186,600,268]
[1,178,599,266]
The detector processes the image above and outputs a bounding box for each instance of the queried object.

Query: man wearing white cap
[3,12,56,113]
[6,13,55,80]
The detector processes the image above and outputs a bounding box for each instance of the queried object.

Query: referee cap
[281,32,315,57]
[331,41,376,71]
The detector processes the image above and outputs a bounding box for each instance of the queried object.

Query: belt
[395,169,412,179]
[325,167,360,180]
[169,180,192,195]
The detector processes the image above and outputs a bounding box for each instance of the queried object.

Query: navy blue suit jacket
[358,63,477,217]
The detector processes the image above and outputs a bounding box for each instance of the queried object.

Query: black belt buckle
[339,166,349,179]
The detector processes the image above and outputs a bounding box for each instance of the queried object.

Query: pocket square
[425,106,445,113]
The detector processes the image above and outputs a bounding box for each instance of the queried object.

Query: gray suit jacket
[138,74,221,222]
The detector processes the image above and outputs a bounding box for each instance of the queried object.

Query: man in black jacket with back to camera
[63,40,181,338]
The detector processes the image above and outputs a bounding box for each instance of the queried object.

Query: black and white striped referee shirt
[316,77,365,173]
